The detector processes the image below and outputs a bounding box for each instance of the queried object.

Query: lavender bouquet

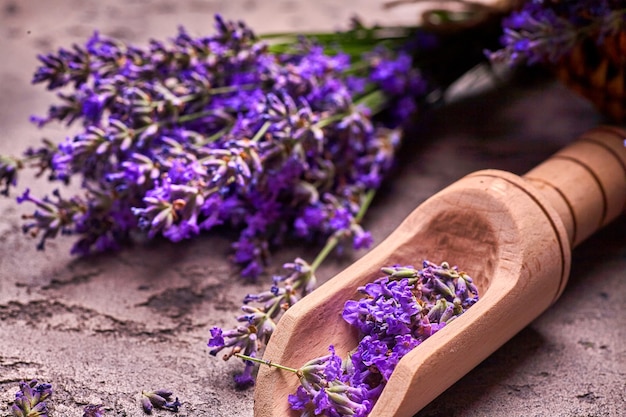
[0,9,506,278]
[1,15,433,279]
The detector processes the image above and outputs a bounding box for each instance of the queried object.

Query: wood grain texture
[525,126,626,247]
[254,126,626,417]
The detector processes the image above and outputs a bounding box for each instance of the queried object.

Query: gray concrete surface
[0,1,625,416]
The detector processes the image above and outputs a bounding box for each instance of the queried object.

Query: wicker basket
[554,30,626,123]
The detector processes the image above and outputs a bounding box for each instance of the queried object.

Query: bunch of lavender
[1,15,431,278]
[487,0,626,66]
[235,260,479,416]
[10,380,53,417]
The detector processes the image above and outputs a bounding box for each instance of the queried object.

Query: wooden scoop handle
[523,125,626,247]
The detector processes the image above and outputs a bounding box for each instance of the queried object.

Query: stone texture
[0,1,624,416]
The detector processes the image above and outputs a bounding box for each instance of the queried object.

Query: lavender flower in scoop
[236,260,479,416]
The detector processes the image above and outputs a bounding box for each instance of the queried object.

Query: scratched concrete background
[0,1,625,416]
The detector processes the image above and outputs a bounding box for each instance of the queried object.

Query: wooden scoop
[253,126,626,417]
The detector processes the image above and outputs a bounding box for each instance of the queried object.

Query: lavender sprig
[487,0,626,66]
[140,389,181,414]
[10,380,53,417]
[208,190,376,388]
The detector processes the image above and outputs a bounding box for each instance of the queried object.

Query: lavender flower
[5,15,431,280]
[141,389,181,414]
[208,255,321,388]
[208,323,265,388]
[0,155,21,195]
[10,380,53,417]
[342,275,420,338]
[16,188,86,251]
[288,346,373,417]
[83,404,105,417]
[487,0,626,66]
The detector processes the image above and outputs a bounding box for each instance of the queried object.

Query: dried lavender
[83,404,105,417]
[10,380,53,417]
[487,0,626,66]
[2,15,430,279]
[340,261,478,387]
[237,260,479,416]
[140,389,181,414]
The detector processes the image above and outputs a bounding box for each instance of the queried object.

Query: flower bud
[140,397,153,414]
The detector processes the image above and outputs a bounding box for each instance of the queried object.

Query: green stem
[265,301,282,319]
[175,110,225,124]
[199,123,233,146]
[354,90,388,116]
[235,353,299,374]
[261,25,418,50]
[309,189,376,273]
[313,113,345,130]
[313,89,388,131]
[355,189,376,223]
[310,234,341,273]
[251,121,272,142]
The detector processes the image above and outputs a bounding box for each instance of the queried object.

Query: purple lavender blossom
[83,404,105,417]
[16,188,86,251]
[7,15,430,279]
[208,325,263,388]
[287,346,373,417]
[208,257,317,387]
[487,0,626,66]
[11,380,53,417]
[141,389,181,414]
